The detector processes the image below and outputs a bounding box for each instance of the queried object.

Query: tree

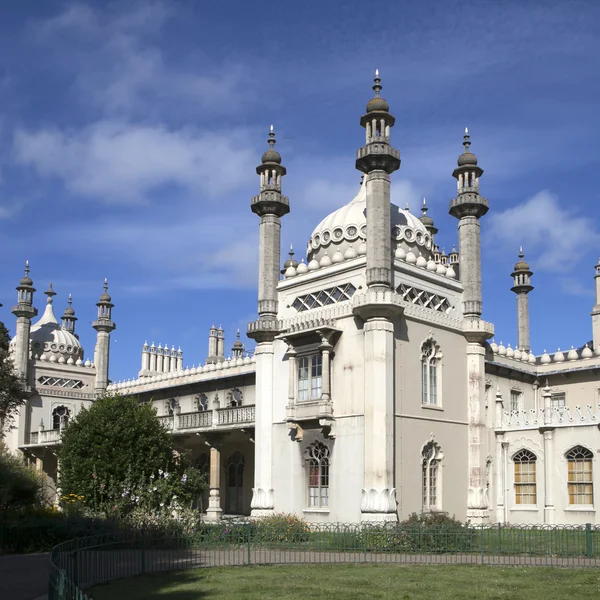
[0,321,27,439]
[58,394,181,515]
[0,442,43,511]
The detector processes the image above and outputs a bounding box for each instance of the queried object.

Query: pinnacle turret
[511,247,533,352]
[61,294,78,334]
[419,197,438,238]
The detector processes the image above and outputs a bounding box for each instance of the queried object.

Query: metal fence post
[586,523,592,558]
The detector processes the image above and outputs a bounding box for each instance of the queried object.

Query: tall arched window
[422,441,443,511]
[513,449,537,505]
[195,394,208,411]
[566,446,594,505]
[421,339,442,406]
[226,452,244,514]
[305,441,330,508]
[52,406,70,430]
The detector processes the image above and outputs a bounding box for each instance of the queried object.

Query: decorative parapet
[489,340,600,373]
[159,406,255,434]
[107,356,256,395]
[500,404,600,430]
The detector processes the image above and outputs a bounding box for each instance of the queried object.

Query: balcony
[26,429,62,446]
[159,405,255,434]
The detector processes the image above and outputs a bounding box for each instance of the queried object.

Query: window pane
[429,364,437,405]
[551,393,565,409]
[421,361,428,404]
[311,354,322,399]
[510,392,520,412]
[298,357,309,401]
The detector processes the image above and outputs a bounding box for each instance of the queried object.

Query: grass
[89,564,600,600]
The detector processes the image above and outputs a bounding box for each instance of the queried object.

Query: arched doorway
[226,452,244,514]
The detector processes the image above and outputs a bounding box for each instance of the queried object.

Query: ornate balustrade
[217,405,255,426]
[158,406,255,434]
[26,429,62,445]
[158,415,174,430]
[500,404,600,430]
[178,410,212,430]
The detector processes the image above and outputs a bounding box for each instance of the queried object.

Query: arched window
[196,394,208,411]
[305,441,330,508]
[165,398,179,416]
[228,388,243,407]
[226,452,244,514]
[566,446,594,505]
[422,441,443,511]
[421,339,442,406]
[513,449,537,505]
[52,406,70,430]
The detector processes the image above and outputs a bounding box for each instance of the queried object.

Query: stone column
[206,446,223,521]
[495,436,505,523]
[251,342,275,516]
[458,216,483,317]
[365,171,392,289]
[285,346,296,420]
[360,318,396,521]
[13,316,32,381]
[94,331,111,394]
[257,214,281,318]
[466,342,489,522]
[543,430,555,524]
[516,292,531,352]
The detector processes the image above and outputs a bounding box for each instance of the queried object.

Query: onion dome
[457,128,478,166]
[99,279,112,303]
[554,348,565,362]
[419,198,434,228]
[261,125,282,164]
[582,344,593,358]
[20,261,33,287]
[281,244,299,274]
[567,346,579,361]
[513,247,530,272]
[366,70,389,113]
[232,330,244,350]
[63,294,75,316]
[307,178,432,264]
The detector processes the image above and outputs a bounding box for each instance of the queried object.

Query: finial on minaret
[463,127,471,152]
[268,124,275,147]
[373,69,382,96]
[103,277,108,292]
[45,283,56,303]
[421,197,428,215]
[25,260,30,275]
[519,245,524,258]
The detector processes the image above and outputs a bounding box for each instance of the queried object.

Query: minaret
[248,125,290,518]
[61,294,77,336]
[419,197,438,245]
[281,244,298,275]
[592,257,600,353]
[355,69,400,289]
[139,341,150,377]
[11,261,38,382]
[216,325,225,362]
[206,324,218,364]
[449,128,488,317]
[231,329,244,359]
[511,247,534,352]
[92,279,115,395]
[353,71,403,522]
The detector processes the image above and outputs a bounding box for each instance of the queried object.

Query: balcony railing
[178,410,212,430]
[158,416,174,430]
[27,429,62,445]
[217,405,255,425]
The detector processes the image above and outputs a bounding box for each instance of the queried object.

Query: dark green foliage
[0,321,27,436]
[0,443,43,511]
[58,394,177,515]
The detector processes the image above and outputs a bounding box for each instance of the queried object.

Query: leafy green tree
[58,394,180,515]
[0,321,27,438]
[0,442,43,511]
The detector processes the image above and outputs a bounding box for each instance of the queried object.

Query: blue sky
[0,1,598,383]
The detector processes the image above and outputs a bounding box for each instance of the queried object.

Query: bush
[0,443,43,511]
[253,513,311,543]
[360,512,475,553]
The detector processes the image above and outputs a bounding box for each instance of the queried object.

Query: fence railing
[46,522,600,599]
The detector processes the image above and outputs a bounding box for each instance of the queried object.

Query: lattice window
[513,449,537,505]
[292,283,356,312]
[38,377,84,389]
[396,284,452,313]
[306,441,330,508]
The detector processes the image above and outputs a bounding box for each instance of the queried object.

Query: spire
[232,328,244,359]
[45,283,56,304]
[281,243,299,274]
[93,279,115,331]
[419,197,438,237]
[365,69,390,114]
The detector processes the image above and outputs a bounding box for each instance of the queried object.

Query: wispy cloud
[487,190,599,272]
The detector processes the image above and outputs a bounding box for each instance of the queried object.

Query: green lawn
[89,564,600,600]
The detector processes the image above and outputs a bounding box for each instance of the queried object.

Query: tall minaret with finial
[61,294,78,337]
[92,279,115,395]
[419,198,438,244]
[449,128,488,318]
[248,125,290,518]
[206,324,218,364]
[12,261,38,382]
[353,71,403,522]
[355,69,400,289]
[592,257,600,353]
[231,329,244,359]
[511,247,533,352]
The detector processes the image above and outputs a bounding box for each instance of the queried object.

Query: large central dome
[306,180,433,264]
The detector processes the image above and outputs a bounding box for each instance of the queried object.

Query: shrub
[0,443,43,511]
[253,513,311,544]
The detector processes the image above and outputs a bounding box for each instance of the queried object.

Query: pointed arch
[421,336,442,406]
[305,441,330,508]
[421,439,443,510]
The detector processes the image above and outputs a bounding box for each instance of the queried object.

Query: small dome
[567,346,579,361]
[366,96,389,113]
[490,340,498,353]
[261,148,281,164]
[513,247,530,272]
[541,350,551,364]
[582,344,593,359]
[19,262,33,287]
[446,265,456,279]
[99,280,112,303]
[554,348,565,362]
[457,128,478,167]
[296,260,308,274]
[283,246,299,270]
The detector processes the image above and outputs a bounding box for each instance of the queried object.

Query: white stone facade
[4,76,600,525]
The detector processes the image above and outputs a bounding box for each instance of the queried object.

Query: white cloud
[487,190,599,272]
[13,120,256,203]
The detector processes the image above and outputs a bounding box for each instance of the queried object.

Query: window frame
[421,339,442,407]
[305,441,331,509]
[297,353,323,402]
[509,389,522,413]
[513,449,537,506]
[421,441,443,511]
[52,405,70,431]
[566,446,594,506]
